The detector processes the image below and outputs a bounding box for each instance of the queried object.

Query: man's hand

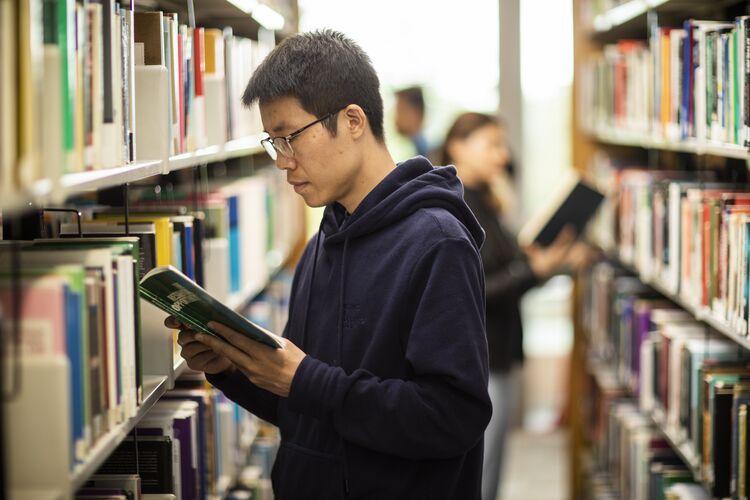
[194,321,307,398]
[167,316,235,375]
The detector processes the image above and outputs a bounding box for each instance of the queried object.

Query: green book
[139,265,283,349]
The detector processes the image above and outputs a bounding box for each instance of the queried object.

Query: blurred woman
[441,112,585,500]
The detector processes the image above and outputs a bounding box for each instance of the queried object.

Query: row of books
[583,260,750,498]
[585,392,710,500]
[72,380,268,500]
[132,169,300,303]
[580,17,750,149]
[0,169,301,495]
[1,237,146,477]
[0,0,271,195]
[589,160,750,336]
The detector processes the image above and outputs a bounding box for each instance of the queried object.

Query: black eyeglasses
[260,107,346,160]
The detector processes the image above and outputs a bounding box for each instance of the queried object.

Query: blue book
[63,280,85,465]
[228,195,240,293]
[681,20,694,139]
[183,223,195,280]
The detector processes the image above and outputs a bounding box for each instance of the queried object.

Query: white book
[134,65,169,162]
[7,356,71,493]
[204,238,229,302]
[166,15,180,155]
[86,3,104,170]
[42,46,63,184]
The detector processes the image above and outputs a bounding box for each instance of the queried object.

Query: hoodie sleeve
[206,368,280,425]
[286,237,492,460]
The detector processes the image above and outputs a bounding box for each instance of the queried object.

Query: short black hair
[242,29,385,141]
[395,86,425,115]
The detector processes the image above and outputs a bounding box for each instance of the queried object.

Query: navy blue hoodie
[208,157,492,499]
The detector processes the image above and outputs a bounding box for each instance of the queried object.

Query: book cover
[139,265,282,349]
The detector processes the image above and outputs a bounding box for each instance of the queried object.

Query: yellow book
[93,215,174,266]
[204,28,224,76]
[661,30,670,136]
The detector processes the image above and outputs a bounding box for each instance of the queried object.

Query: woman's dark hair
[439,112,500,166]
[242,29,385,141]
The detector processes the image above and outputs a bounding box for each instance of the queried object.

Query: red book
[193,27,204,98]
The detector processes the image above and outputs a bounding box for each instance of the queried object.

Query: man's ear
[342,104,368,140]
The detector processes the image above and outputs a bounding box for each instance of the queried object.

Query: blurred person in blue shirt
[394,86,430,157]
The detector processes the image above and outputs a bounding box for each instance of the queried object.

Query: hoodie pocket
[272,441,346,499]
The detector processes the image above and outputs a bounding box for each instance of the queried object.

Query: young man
[168,30,491,499]
[394,85,430,157]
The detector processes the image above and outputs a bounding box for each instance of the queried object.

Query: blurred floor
[499,430,569,500]
[489,276,572,500]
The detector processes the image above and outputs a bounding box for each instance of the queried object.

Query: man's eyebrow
[270,123,288,135]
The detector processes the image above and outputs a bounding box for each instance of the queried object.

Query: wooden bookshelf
[572,0,750,497]
[587,358,704,484]
[610,253,750,351]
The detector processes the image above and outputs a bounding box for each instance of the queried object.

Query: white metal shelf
[590,128,750,159]
[168,134,266,172]
[69,374,170,493]
[1,135,268,215]
[591,0,668,34]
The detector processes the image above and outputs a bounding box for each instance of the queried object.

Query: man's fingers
[197,332,256,370]
[188,349,224,368]
[207,321,274,355]
[180,340,215,358]
[165,315,187,329]
[177,330,202,346]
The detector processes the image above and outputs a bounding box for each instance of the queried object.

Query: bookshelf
[588,359,703,479]
[69,371,175,493]
[573,0,750,498]
[1,135,268,215]
[1,0,300,498]
[610,253,750,351]
[591,128,750,159]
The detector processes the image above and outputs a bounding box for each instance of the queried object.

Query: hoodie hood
[320,156,485,249]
